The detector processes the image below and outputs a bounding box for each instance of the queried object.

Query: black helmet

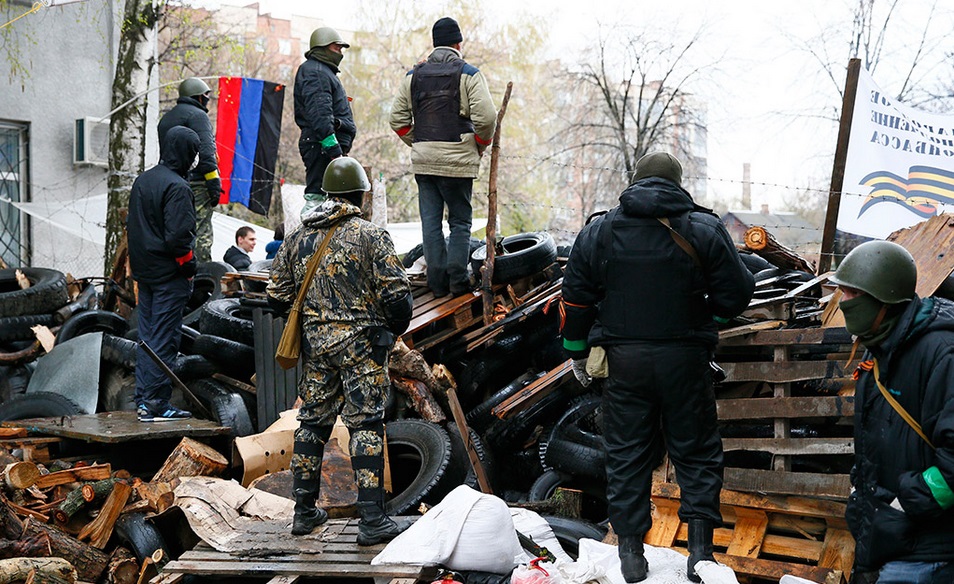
[829,240,916,304]
[322,157,370,195]
[179,77,211,98]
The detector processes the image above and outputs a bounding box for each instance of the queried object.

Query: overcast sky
[218,0,953,210]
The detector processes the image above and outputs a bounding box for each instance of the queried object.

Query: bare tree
[553,24,715,225]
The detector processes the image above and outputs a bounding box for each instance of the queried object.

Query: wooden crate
[646,483,852,584]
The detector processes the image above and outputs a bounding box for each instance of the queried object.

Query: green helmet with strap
[829,240,916,303]
[310,27,350,49]
[179,77,211,98]
[322,157,370,195]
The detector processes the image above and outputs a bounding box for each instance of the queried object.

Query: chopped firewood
[105,547,138,584]
[431,364,457,394]
[743,226,815,273]
[77,482,131,549]
[0,558,75,584]
[32,498,66,513]
[111,469,131,480]
[25,567,74,584]
[35,464,111,489]
[151,438,227,483]
[5,499,48,523]
[118,500,152,516]
[391,375,446,423]
[3,462,40,490]
[30,326,55,354]
[0,529,50,560]
[0,430,27,440]
[81,479,119,504]
[55,484,95,525]
[14,270,30,290]
[133,482,174,515]
[389,340,440,389]
[21,518,109,582]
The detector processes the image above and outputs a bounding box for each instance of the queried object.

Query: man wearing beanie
[560,152,754,582]
[295,26,357,205]
[389,16,496,297]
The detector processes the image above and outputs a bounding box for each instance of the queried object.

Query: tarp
[1,194,273,265]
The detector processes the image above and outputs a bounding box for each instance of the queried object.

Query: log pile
[0,434,228,584]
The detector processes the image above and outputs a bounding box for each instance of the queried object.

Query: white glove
[572,358,592,387]
[889,497,904,512]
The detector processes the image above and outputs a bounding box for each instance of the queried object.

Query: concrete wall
[0,0,116,276]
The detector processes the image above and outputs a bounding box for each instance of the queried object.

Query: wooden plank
[817,527,855,577]
[492,360,573,419]
[725,509,768,558]
[149,574,185,584]
[644,498,680,547]
[162,559,423,578]
[717,396,854,420]
[718,321,785,340]
[888,213,954,298]
[446,387,492,494]
[713,554,841,584]
[673,524,824,561]
[653,482,848,521]
[265,576,299,584]
[722,361,850,383]
[723,468,851,499]
[721,437,854,456]
[1,413,228,443]
[717,326,852,347]
[412,314,483,352]
[406,293,481,335]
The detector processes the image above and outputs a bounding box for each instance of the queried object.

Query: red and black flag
[215,77,285,215]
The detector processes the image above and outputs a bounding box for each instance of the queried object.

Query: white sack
[372,485,521,574]
[576,539,740,584]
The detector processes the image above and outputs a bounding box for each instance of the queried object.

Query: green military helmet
[310,27,350,49]
[322,157,370,195]
[829,240,916,304]
[179,77,211,98]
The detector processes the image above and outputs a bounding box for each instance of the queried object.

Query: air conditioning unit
[74,117,110,167]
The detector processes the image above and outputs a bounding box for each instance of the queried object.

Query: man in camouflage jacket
[267,157,412,544]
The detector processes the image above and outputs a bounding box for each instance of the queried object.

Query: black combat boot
[687,519,716,582]
[355,500,408,545]
[291,483,328,536]
[617,535,648,583]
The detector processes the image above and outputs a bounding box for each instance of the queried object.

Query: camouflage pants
[190,180,216,263]
[291,332,388,502]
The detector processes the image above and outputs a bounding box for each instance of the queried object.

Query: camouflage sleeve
[267,230,299,306]
[369,227,410,309]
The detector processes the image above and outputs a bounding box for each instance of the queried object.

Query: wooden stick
[446,387,492,494]
[481,81,514,326]
[77,482,131,549]
[105,547,138,584]
[35,465,111,490]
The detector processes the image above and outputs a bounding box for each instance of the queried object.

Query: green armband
[923,466,954,509]
[563,338,588,352]
[320,134,339,148]
[713,315,730,324]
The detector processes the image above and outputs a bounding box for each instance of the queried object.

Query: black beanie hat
[433,17,463,47]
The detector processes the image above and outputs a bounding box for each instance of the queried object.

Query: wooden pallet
[159,519,433,581]
[646,483,852,584]
[709,327,858,500]
[403,288,485,351]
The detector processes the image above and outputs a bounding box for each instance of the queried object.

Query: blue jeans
[135,277,192,411]
[877,561,954,583]
[415,174,473,294]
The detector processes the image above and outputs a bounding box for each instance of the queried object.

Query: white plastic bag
[512,561,562,584]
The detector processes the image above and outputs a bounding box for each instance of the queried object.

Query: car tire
[470,232,557,284]
[114,513,169,567]
[0,392,82,421]
[384,419,454,515]
[56,310,129,345]
[0,314,56,343]
[542,515,609,559]
[200,299,254,345]
[192,334,255,379]
[0,268,69,317]
[187,378,255,437]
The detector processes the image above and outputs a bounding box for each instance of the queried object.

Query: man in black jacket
[223,226,256,270]
[831,241,954,583]
[294,27,356,207]
[127,126,200,422]
[561,152,754,582]
[158,77,222,262]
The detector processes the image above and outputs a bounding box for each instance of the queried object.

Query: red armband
[175,250,194,266]
[395,126,412,137]
[475,134,492,146]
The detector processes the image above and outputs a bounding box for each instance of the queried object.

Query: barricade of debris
[2,216,952,584]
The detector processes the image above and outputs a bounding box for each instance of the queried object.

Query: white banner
[837,67,954,238]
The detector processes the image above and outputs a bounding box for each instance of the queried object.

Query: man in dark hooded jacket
[127,126,200,422]
[830,241,954,583]
[294,26,356,205]
[561,152,754,582]
[157,77,222,262]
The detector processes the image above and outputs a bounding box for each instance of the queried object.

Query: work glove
[571,358,592,387]
[324,143,343,159]
[205,178,223,205]
[178,256,198,279]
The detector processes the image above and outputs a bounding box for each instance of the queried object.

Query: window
[279,39,291,56]
[255,37,266,52]
[0,122,28,267]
